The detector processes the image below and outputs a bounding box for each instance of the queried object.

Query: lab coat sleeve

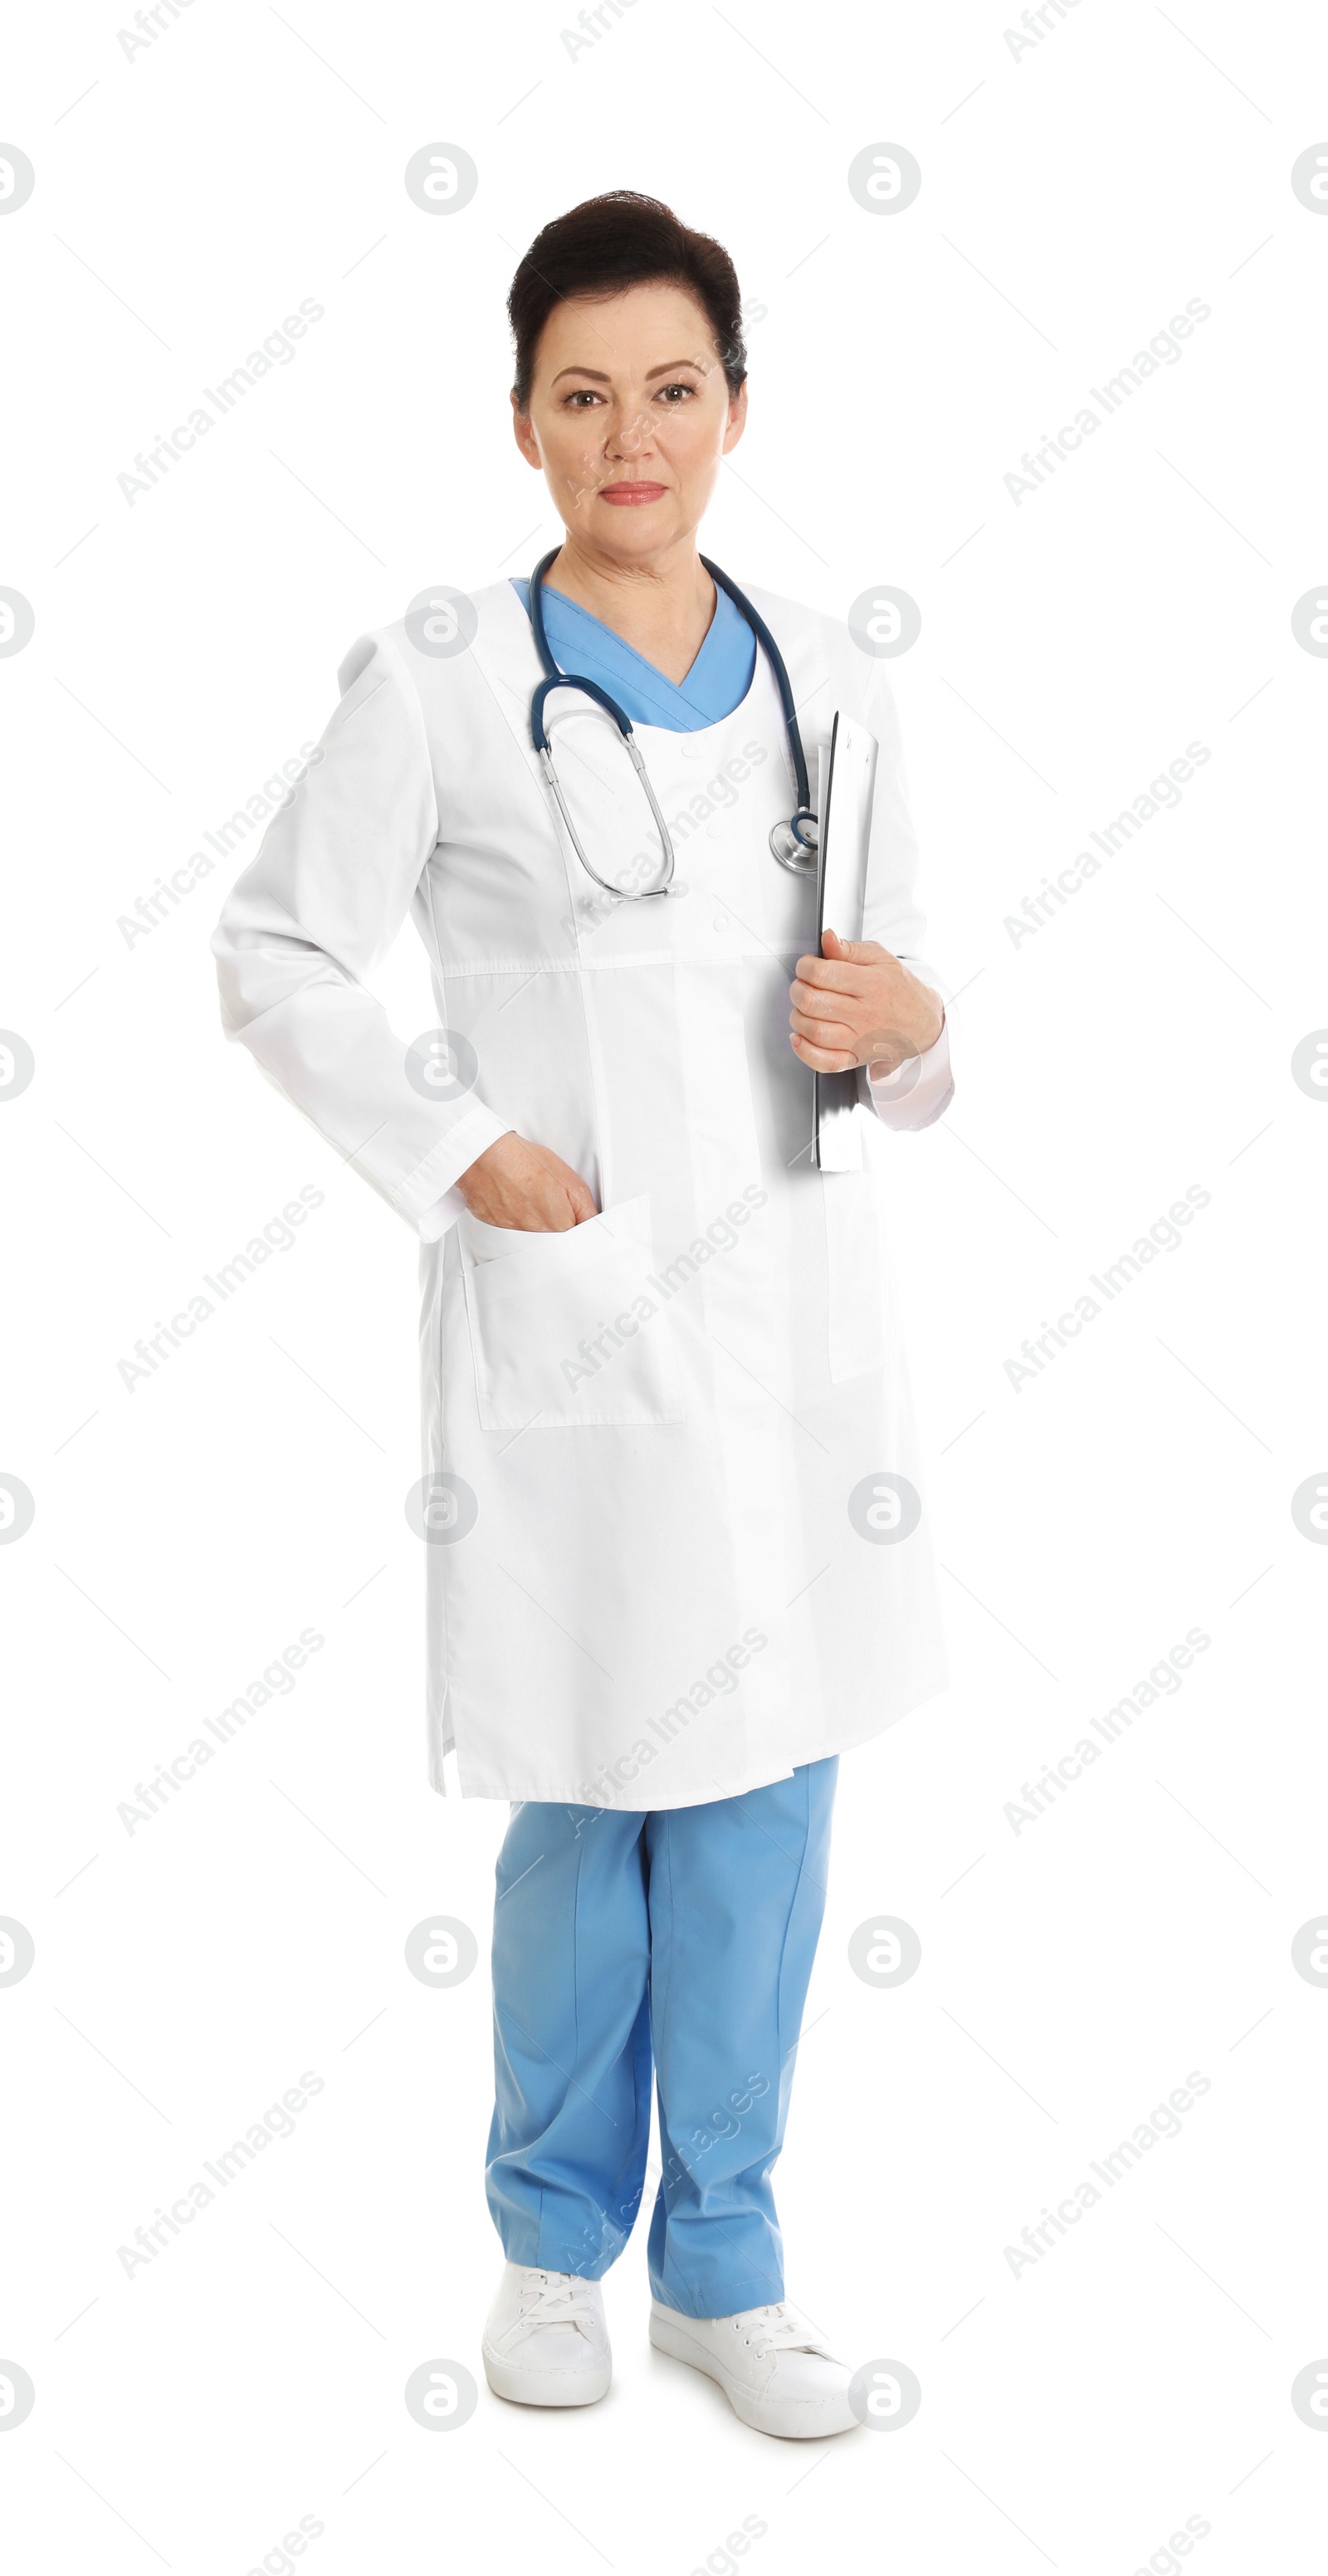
[862,1016,953,1130]
[211,633,512,1231]
[418,1182,469,1243]
[854,653,954,1135]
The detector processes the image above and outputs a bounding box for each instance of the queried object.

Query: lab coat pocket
[460,1193,684,1430]
[822,1171,886,1383]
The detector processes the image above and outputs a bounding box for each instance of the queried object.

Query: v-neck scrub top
[212,570,955,1809]
[509,574,759,731]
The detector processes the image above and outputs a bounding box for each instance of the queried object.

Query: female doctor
[212,191,953,2441]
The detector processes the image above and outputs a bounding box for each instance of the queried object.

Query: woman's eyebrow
[549,357,707,386]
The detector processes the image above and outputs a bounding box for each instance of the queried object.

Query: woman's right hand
[456,1131,598,1231]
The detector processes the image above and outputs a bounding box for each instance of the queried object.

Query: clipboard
[813,712,878,1172]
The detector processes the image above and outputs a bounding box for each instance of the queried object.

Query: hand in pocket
[457,1131,598,1231]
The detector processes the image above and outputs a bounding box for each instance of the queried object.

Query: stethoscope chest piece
[769,810,819,874]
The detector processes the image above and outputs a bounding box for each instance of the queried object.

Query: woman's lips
[599,481,668,505]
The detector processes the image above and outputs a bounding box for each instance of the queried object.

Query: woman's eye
[559,381,696,408]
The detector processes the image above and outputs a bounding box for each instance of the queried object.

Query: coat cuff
[398,1102,512,1234]
[862,1014,953,1132]
[418,1184,469,1244]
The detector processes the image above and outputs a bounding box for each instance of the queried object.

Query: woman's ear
[722,379,749,456]
[511,391,542,470]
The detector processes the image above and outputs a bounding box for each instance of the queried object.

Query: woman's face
[512,280,747,561]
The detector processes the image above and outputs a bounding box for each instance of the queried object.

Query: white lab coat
[212,575,953,1807]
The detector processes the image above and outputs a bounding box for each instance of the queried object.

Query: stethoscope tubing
[527,549,818,894]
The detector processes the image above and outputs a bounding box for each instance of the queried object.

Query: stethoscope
[527,548,819,901]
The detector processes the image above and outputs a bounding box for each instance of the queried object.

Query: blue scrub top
[510,573,757,733]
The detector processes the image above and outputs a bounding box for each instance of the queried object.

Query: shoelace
[737,2303,828,2361]
[515,2268,600,2336]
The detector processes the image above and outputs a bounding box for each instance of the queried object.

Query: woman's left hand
[788,928,945,1075]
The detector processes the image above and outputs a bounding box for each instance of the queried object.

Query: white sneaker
[649,2298,858,2438]
[482,2263,611,2407]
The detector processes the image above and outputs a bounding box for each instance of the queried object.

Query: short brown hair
[508,191,746,410]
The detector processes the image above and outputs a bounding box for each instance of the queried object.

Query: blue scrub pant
[486,1758,837,2319]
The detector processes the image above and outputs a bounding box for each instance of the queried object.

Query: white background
[2,1,1326,2568]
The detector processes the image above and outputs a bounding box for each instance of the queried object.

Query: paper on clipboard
[813,712,878,1171]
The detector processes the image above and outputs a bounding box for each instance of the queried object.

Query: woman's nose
[608,408,648,455]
